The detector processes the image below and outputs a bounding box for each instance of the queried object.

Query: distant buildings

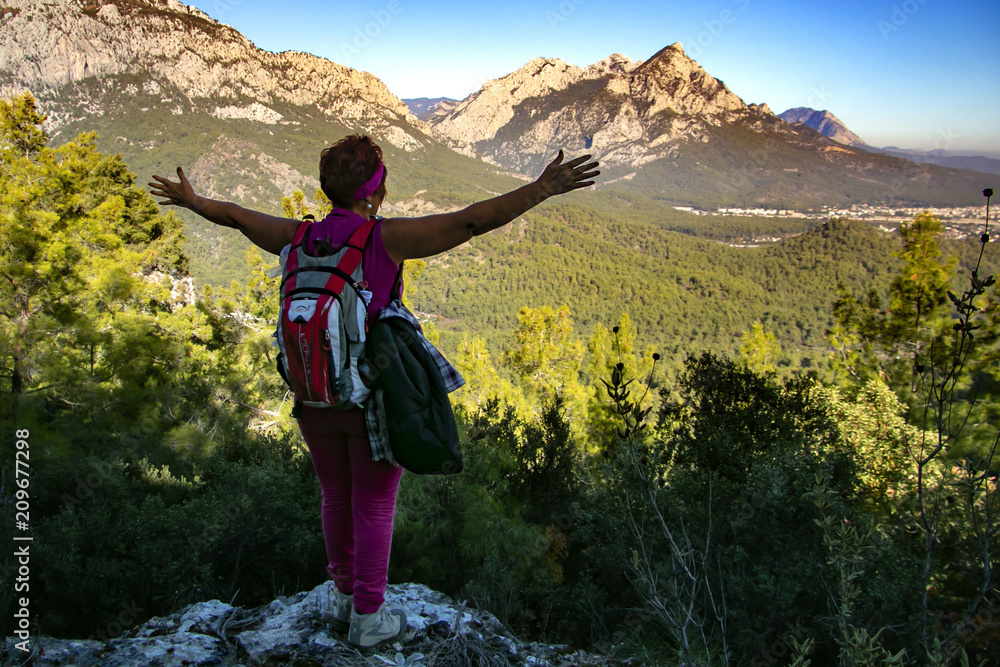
[672,204,995,245]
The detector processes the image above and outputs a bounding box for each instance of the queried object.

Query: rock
[778,107,868,148]
[425,39,785,175]
[1,582,628,666]
[0,0,425,146]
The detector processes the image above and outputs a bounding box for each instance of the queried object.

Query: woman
[148,136,599,649]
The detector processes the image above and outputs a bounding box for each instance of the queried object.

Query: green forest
[2,92,999,666]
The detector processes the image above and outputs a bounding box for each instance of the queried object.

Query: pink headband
[353,162,385,200]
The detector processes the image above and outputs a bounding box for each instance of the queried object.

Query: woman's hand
[147,167,298,254]
[535,150,600,198]
[148,167,203,213]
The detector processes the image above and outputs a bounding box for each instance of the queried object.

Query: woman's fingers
[563,153,593,168]
[147,167,191,206]
[566,158,600,188]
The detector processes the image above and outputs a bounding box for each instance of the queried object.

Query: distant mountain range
[403,97,456,122]
[872,147,1000,176]
[775,107,1000,176]
[2,0,991,213]
[401,43,990,208]
[408,97,1000,177]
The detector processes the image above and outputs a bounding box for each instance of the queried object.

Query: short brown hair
[319,135,385,206]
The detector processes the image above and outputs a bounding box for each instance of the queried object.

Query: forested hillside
[2,94,998,666]
[409,203,903,373]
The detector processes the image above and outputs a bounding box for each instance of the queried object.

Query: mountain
[403,96,458,121]
[0,0,419,145]
[428,45,759,173]
[875,147,1000,176]
[778,107,867,148]
[777,107,1000,176]
[424,43,989,208]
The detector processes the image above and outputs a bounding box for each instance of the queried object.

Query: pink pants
[297,406,403,614]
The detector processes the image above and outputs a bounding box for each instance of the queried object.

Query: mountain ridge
[777,105,1000,176]
[2,0,992,210]
[778,107,867,148]
[421,43,989,207]
[0,0,425,149]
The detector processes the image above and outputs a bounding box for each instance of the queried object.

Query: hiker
[148,135,599,649]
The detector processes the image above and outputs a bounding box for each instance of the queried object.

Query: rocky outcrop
[0,0,426,146]
[1,582,626,666]
[778,107,867,148]
[426,42,782,174]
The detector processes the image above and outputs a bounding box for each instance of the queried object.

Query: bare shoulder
[378,216,417,265]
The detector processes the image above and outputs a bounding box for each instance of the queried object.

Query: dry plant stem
[621,482,724,663]
[605,335,728,664]
[943,430,1000,647]
[914,190,998,646]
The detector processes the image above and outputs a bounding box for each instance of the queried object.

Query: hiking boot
[323,588,353,633]
[347,603,407,649]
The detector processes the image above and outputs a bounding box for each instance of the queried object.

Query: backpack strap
[289,218,313,250]
[315,218,378,297]
[282,219,314,299]
[281,217,378,301]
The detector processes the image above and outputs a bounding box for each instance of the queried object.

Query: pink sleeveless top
[302,210,402,319]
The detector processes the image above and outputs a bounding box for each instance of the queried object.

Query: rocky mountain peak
[427,43,766,173]
[0,0,421,144]
[650,41,687,60]
[582,52,639,77]
[490,57,584,101]
[429,57,587,153]
[778,106,867,147]
[630,41,747,117]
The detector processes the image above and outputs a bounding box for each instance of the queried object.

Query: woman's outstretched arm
[148,167,299,256]
[380,151,599,264]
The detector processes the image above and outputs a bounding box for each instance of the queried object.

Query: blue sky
[187,0,1000,155]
